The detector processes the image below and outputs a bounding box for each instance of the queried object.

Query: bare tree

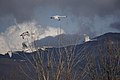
[86,40,120,80]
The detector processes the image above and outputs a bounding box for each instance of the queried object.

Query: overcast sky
[0,0,120,33]
[0,0,120,54]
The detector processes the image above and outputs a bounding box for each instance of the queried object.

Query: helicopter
[50,15,67,21]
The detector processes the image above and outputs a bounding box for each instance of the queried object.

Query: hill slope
[0,32,120,80]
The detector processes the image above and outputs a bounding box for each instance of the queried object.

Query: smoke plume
[0,22,64,54]
[0,0,120,54]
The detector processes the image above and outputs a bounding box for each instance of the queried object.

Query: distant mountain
[0,32,120,60]
[34,34,83,47]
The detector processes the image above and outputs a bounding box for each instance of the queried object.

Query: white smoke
[76,15,120,36]
[93,15,120,35]
[0,22,65,54]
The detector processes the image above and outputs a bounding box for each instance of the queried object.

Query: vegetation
[0,33,120,80]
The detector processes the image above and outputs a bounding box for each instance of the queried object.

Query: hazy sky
[0,0,120,33]
[0,0,120,54]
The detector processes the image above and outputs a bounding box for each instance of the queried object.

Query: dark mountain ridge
[0,32,120,80]
[0,32,120,60]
